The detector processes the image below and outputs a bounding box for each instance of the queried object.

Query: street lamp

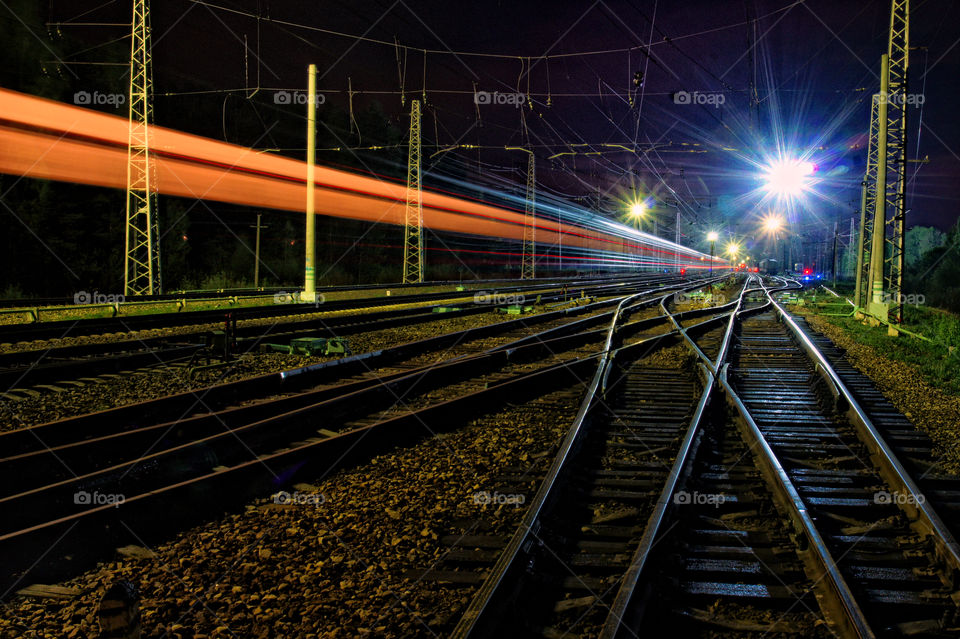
[762,160,815,197]
[707,231,719,277]
[763,215,784,234]
[628,200,647,271]
[628,200,647,238]
[760,214,786,273]
[726,242,740,268]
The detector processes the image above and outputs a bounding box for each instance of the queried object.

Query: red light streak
[0,88,716,270]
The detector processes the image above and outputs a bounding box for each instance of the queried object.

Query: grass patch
[791,288,960,397]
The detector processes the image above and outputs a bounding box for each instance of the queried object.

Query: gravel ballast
[0,387,584,638]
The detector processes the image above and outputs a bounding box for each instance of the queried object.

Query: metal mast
[883,0,910,324]
[124,0,160,296]
[854,95,881,308]
[402,99,424,283]
[521,153,536,280]
[859,0,910,328]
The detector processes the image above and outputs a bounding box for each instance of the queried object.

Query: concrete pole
[869,55,890,307]
[253,213,262,289]
[303,64,317,302]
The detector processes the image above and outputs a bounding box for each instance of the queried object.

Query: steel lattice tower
[858,0,910,326]
[854,95,881,308]
[521,153,536,280]
[882,0,909,323]
[402,99,423,284]
[124,0,161,296]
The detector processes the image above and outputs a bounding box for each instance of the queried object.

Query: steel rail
[765,279,960,575]
[1,304,682,488]
[600,275,876,639]
[0,353,601,598]
[451,280,740,637]
[716,365,876,639]
[1,288,738,529]
[599,278,749,637]
[0,274,678,344]
[450,289,654,637]
[0,280,714,458]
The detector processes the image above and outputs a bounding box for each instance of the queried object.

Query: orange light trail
[0,88,724,268]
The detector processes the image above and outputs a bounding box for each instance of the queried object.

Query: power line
[181,0,805,62]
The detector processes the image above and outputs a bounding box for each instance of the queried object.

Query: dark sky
[44,0,960,241]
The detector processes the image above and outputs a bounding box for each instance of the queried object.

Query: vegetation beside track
[788,288,960,474]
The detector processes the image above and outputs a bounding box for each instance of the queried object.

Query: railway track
[0,274,672,346]
[446,278,752,637]
[0,275,695,397]
[0,276,590,309]
[0,276,720,424]
[0,277,731,597]
[783,311,960,546]
[15,272,952,639]
[445,276,960,638]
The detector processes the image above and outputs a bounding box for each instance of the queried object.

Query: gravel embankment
[798,312,960,475]
[0,387,582,638]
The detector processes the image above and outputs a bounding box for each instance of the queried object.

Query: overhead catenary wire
[180,0,805,62]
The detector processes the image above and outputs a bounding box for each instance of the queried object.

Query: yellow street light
[706,231,719,242]
[763,215,784,234]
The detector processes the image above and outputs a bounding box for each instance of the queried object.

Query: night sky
[39,0,960,249]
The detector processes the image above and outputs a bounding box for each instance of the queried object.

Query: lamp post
[629,200,646,270]
[629,201,646,228]
[762,214,783,274]
[707,231,719,278]
[726,242,740,271]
